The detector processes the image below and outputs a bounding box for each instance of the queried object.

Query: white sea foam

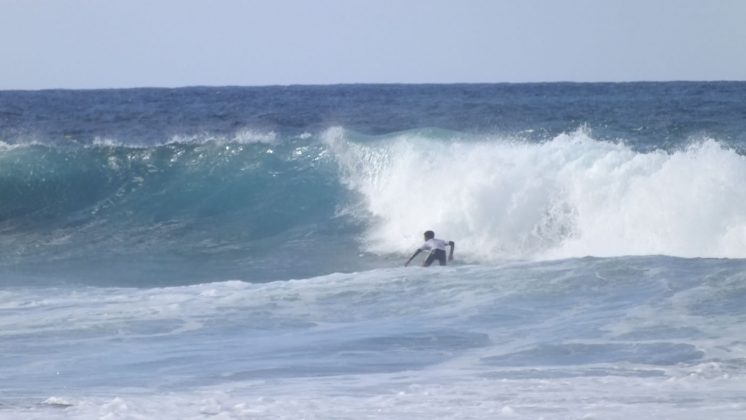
[0,139,17,151]
[9,373,745,420]
[232,128,278,144]
[325,127,746,260]
[88,129,278,148]
[2,258,746,419]
[91,136,127,147]
[0,138,41,151]
[168,128,277,146]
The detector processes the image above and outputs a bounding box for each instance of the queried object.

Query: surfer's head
[424,230,434,240]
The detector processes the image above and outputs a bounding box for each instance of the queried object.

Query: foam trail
[326,127,746,260]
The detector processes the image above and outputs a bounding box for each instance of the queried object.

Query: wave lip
[86,128,279,148]
[327,127,746,261]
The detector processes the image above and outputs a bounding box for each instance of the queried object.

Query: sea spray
[327,127,746,260]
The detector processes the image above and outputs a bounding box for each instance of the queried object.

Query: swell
[4,127,746,286]
[0,140,336,227]
[0,139,365,285]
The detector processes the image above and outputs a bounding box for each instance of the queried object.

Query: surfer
[405,230,455,267]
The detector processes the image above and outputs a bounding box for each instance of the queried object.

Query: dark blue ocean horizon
[2,81,745,148]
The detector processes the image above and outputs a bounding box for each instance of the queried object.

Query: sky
[1,0,745,89]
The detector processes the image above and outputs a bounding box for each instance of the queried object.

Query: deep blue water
[3,83,745,147]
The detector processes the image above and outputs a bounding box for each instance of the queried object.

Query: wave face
[1,82,746,285]
[3,128,746,285]
[0,138,367,285]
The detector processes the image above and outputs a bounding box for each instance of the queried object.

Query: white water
[326,127,746,261]
[2,257,746,419]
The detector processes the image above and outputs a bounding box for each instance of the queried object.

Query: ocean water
[1,83,746,419]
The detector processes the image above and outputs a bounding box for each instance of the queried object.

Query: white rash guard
[419,238,450,252]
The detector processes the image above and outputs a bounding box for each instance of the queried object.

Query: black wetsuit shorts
[424,249,447,266]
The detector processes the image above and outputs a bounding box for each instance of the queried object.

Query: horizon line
[2,79,745,93]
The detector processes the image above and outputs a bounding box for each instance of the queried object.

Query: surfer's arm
[405,249,422,266]
[448,241,455,261]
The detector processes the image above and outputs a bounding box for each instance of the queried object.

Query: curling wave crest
[326,127,746,260]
